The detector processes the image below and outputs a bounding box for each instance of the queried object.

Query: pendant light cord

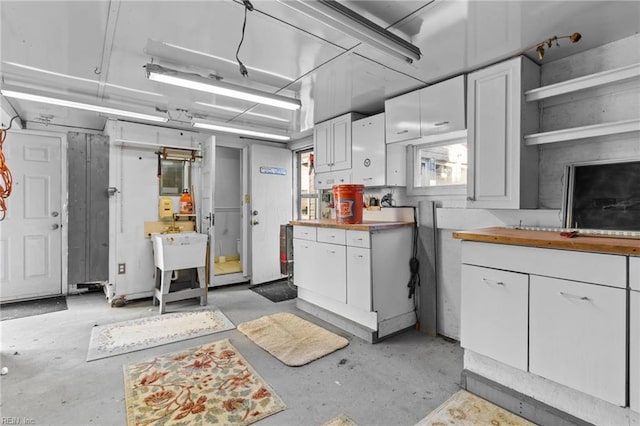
[236,0,254,78]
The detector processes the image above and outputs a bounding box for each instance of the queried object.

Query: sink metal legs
[153,267,207,314]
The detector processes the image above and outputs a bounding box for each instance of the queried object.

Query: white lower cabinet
[529,275,626,406]
[293,225,414,339]
[346,246,371,311]
[631,290,639,412]
[461,265,529,371]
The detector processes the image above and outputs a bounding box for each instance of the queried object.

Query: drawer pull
[329,250,336,254]
[434,121,450,127]
[482,278,504,286]
[397,129,409,134]
[560,292,590,301]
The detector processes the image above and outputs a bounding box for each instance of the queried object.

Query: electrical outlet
[118,263,126,274]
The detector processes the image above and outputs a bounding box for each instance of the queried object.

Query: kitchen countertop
[453,227,640,256]
[290,219,414,231]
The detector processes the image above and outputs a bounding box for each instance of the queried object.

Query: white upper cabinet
[352,113,386,187]
[466,56,540,209]
[314,112,359,173]
[385,90,421,143]
[419,75,466,137]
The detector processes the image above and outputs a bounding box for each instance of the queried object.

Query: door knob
[51,211,59,217]
[251,210,259,216]
[51,224,60,230]
[251,220,259,225]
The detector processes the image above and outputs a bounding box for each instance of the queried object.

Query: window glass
[414,142,467,187]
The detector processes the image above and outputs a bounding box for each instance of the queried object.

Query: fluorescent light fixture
[192,118,290,141]
[146,63,301,111]
[0,88,168,122]
[278,0,421,63]
[196,101,289,123]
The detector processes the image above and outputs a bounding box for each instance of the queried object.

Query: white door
[249,144,292,284]
[0,131,65,302]
[199,136,216,286]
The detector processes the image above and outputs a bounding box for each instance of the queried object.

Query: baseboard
[296,298,377,343]
[461,369,594,426]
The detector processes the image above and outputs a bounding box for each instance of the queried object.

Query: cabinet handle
[434,121,450,127]
[482,278,504,286]
[560,292,590,301]
[363,177,373,180]
[329,250,336,254]
[396,130,409,134]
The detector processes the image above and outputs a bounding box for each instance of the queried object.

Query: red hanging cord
[0,116,18,221]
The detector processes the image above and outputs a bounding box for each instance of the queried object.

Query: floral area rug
[87,309,235,361]
[414,390,536,425]
[123,338,285,426]
[321,414,359,426]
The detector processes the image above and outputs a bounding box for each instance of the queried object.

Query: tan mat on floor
[237,312,349,367]
[321,414,359,426]
[123,338,286,426]
[415,390,536,425]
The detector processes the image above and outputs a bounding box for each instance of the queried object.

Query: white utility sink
[151,232,208,271]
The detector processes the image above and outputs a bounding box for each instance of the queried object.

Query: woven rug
[415,390,536,425]
[237,312,348,367]
[321,414,359,426]
[87,309,235,361]
[123,338,285,426]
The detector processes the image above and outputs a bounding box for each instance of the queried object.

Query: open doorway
[212,146,245,286]
[297,149,318,220]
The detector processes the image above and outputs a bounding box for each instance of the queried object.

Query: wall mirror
[159,159,191,196]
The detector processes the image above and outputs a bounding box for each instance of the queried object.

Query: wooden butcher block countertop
[290,219,414,231]
[453,227,640,256]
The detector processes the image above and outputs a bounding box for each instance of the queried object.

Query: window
[407,132,468,196]
[297,150,317,220]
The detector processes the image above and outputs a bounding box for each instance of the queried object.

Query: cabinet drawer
[293,226,316,241]
[461,265,529,371]
[529,275,626,406]
[346,230,370,248]
[631,257,640,291]
[317,227,346,245]
[462,241,626,288]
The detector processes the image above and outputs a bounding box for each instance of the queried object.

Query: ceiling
[1,0,639,141]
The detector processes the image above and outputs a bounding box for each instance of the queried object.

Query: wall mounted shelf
[524,63,640,102]
[524,118,640,146]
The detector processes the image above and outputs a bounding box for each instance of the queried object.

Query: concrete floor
[0,285,463,426]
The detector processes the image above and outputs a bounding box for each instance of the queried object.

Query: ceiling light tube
[192,118,290,141]
[278,0,421,63]
[0,88,168,122]
[146,64,301,111]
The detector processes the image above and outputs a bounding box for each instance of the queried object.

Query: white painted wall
[105,121,206,302]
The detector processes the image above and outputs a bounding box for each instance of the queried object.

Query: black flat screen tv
[563,159,640,231]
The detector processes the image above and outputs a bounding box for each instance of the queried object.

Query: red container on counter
[332,184,364,224]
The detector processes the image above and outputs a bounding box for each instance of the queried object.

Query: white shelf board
[524,119,640,146]
[525,63,640,102]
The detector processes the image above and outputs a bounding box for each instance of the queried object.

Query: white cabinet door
[314,121,332,173]
[420,75,465,136]
[630,256,640,291]
[461,264,529,371]
[352,113,385,186]
[292,238,317,291]
[529,276,626,406]
[385,90,420,143]
[331,114,352,171]
[631,290,639,412]
[467,56,539,209]
[315,241,347,303]
[386,142,407,186]
[346,246,372,311]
